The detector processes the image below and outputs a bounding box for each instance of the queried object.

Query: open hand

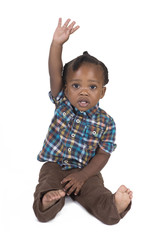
[61,171,87,196]
[53,18,80,45]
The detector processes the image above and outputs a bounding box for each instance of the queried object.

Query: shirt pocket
[83,125,103,151]
[55,107,72,135]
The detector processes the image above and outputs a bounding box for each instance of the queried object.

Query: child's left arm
[61,148,110,195]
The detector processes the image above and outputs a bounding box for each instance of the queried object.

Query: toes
[47,192,57,201]
[126,189,133,198]
[126,188,130,194]
[53,190,64,200]
[43,193,52,202]
[117,186,133,200]
[129,191,133,199]
[118,185,128,193]
[58,190,66,197]
[43,190,65,203]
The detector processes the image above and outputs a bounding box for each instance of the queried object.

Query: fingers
[67,21,80,34]
[70,25,80,34]
[64,183,80,196]
[61,176,69,185]
[74,187,80,196]
[58,17,62,27]
[66,184,77,196]
[61,175,81,196]
[61,18,80,34]
[62,181,75,195]
[61,177,74,195]
[62,18,71,28]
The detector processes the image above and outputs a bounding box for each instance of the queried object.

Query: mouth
[78,99,90,108]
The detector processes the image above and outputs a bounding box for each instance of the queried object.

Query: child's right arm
[49,18,80,97]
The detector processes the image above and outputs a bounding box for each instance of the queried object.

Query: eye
[90,85,97,90]
[72,83,80,89]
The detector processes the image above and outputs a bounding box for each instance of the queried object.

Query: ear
[100,87,106,99]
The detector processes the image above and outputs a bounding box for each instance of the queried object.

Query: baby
[33,18,133,225]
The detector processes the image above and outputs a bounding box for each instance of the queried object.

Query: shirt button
[64,160,68,163]
[63,112,66,117]
[71,133,75,138]
[92,131,97,135]
[68,148,71,152]
[80,111,84,113]
[76,119,80,123]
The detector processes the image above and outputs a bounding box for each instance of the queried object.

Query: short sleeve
[99,118,117,154]
[49,90,64,106]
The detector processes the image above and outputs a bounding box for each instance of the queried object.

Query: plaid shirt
[37,90,117,170]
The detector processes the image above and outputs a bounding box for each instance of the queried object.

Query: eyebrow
[70,79,101,83]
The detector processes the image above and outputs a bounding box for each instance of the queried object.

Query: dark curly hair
[62,51,109,86]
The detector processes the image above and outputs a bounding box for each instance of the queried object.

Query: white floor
[1,0,160,239]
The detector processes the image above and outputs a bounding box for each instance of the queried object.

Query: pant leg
[71,173,131,225]
[33,162,65,222]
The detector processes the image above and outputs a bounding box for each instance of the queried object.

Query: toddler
[33,18,132,225]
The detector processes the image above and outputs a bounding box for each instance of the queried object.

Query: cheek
[65,88,77,101]
[65,86,71,97]
[92,91,102,98]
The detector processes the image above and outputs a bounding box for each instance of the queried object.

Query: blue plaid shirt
[37,90,117,170]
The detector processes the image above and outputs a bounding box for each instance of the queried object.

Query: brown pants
[33,162,131,225]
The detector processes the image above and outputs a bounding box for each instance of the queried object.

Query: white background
[0,0,160,239]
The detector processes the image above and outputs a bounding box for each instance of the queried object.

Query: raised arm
[49,18,80,97]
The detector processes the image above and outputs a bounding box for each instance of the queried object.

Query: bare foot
[41,190,66,211]
[115,185,133,214]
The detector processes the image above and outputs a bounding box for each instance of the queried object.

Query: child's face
[65,63,106,111]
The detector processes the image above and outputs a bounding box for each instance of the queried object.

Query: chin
[78,106,90,112]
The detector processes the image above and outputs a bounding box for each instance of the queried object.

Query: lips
[78,98,90,108]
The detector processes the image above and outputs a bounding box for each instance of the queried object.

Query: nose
[80,88,89,96]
